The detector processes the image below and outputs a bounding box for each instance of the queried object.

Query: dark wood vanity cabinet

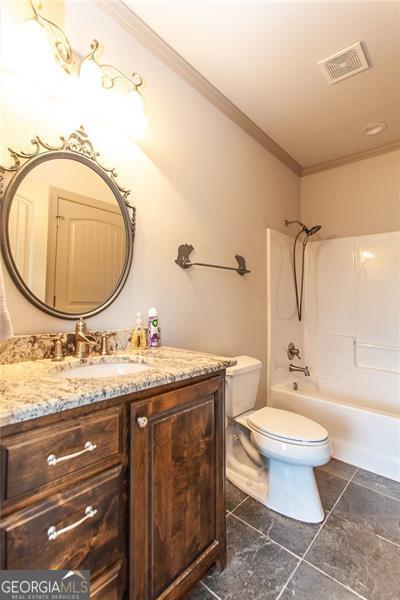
[130,376,226,600]
[0,372,226,599]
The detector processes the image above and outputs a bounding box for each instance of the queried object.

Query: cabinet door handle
[47,441,97,466]
[47,505,98,541]
[137,416,148,428]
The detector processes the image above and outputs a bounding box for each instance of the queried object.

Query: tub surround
[0,346,235,427]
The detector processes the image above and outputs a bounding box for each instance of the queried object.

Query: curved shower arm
[285,220,321,322]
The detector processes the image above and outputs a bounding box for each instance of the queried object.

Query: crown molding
[95,0,303,176]
[302,140,400,177]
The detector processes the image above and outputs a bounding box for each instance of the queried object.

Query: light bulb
[120,89,148,136]
[97,85,121,128]
[80,56,102,92]
[14,18,52,78]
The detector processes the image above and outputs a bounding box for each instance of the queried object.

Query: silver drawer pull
[137,416,148,428]
[47,441,97,466]
[47,505,98,541]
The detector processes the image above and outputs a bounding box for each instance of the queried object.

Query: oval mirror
[0,129,134,319]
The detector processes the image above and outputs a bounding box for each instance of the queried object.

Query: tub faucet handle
[287,342,301,360]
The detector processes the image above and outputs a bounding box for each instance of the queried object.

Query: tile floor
[185,459,400,600]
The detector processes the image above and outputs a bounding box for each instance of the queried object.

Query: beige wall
[301,150,400,239]
[0,1,300,400]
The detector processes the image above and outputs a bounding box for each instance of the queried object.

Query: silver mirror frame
[0,126,135,320]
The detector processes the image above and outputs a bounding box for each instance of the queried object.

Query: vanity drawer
[0,467,122,574]
[1,407,122,501]
[91,562,122,599]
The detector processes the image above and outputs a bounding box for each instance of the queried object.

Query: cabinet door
[130,376,225,600]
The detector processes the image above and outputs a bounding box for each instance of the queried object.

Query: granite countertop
[0,347,236,428]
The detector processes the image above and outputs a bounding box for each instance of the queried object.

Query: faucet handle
[287,342,301,360]
[52,334,64,362]
[100,333,111,356]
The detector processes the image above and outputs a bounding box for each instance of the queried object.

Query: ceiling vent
[319,42,369,84]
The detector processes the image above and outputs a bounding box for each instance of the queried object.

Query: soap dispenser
[132,313,143,349]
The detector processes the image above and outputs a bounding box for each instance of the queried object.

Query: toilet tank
[225,356,262,417]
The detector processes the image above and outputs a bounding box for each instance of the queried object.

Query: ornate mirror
[0,127,135,319]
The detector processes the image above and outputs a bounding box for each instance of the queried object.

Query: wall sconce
[80,40,148,133]
[17,0,147,133]
[24,0,76,75]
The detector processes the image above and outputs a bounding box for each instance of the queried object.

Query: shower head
[306,225,321,237]
[285,220,321,237]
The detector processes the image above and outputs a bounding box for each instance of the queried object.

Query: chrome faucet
[289,364,310,377]
[74,318,96,359]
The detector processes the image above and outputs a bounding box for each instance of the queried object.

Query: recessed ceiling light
[362,122,387,136]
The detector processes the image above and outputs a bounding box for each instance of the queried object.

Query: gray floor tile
[306,513,400,600]
[234,496,323,557]
[315,469,347,511]
[334,482,400,545]
[353,468,400,501]
[203,514,298,599]
[225,480,247,512]
[184,583,217,599]
[318,458,358,481]
[280,562,360,600]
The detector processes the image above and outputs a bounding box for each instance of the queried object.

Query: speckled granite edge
[0,329,133,364]
[0,347,236,428]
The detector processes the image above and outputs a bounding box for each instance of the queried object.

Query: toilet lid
[247,407,328,443]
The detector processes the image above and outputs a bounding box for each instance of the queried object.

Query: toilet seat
[246,407,328,446]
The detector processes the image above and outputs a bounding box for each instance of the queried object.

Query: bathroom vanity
[0,348,232,599]
[0,128,232,597]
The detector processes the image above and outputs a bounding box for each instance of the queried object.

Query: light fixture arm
[101,64,143,91]
[85,38,143,93]
[28,0,74,72]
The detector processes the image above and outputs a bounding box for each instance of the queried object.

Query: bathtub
[269,378,400,482]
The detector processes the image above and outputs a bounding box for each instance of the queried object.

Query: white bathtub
[269,378,400,482]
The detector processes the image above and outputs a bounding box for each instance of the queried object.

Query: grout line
[350,479,400,504]
[374,532,400,548]
[228,512,301,560]
[275,511,327,600]
[318,465,358,483]
[229,495,249,515]
[303,561,369,600]
[200,581,222,599]
[306,466,359,552]
[275,558,302,600]
[333,512,400,549]
[324,470,400,549]
[276,467,359,600]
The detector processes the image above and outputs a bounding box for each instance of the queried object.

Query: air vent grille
[319,42,369,84]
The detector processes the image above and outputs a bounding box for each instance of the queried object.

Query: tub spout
[289,364,310,377]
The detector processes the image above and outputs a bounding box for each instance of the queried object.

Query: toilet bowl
[226,356,331,523]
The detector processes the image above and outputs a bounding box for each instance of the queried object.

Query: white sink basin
[57,362,153,379]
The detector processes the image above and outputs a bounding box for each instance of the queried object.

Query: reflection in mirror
[8,158,127,314]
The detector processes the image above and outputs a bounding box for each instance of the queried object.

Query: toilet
[226,356,331,523]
